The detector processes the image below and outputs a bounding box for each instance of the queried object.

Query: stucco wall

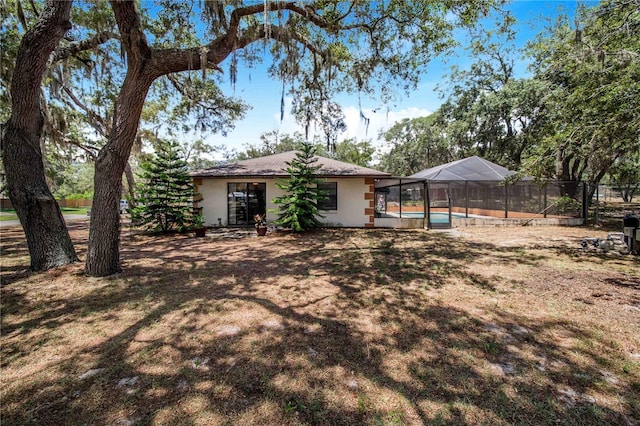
[196,177,372,228]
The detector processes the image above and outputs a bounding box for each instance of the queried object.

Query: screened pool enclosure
[374,157,586,229]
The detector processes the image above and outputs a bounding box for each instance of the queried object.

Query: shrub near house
[132,140,201,233]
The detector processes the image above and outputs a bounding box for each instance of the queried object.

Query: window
[318,182,337,211]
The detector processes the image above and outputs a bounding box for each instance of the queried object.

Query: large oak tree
[86,0,501,276]
[379,114,452,176]
[2,0,246,273]
[525,0,640,200]
[437,12,549,170]
[1,0,79,271]
[3,1,501,276]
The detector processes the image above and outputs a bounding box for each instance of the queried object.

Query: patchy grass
[59,207,90,215]
[1,222,639,425]
[0,207,89,222]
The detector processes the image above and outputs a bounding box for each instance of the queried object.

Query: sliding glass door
[227,183,266,226]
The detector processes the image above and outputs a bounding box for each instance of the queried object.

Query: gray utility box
[623,214,639,254]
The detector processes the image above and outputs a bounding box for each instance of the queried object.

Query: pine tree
[131,140,200,233]
[273,143,326,232]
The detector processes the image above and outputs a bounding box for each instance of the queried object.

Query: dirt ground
[1,220,639,425]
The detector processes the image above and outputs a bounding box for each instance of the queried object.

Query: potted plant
[254,213,268,236]
[193,214,207,237]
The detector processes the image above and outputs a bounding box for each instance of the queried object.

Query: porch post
[465,181,469,218]
[423,180,428,229]
[448,182,452,226]
[426,181,431,229]
[504,183,509,218]
[399,178,402,218]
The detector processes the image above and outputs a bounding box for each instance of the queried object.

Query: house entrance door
[227,183,266,226]
[427,182,452,229]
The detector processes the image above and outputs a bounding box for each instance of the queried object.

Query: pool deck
[374,214,584,229]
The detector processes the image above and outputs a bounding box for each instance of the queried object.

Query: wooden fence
[1,198,92,209]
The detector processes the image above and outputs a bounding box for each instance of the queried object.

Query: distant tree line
[376,2,639,204]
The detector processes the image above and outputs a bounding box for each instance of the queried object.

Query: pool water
[399,212,469,223]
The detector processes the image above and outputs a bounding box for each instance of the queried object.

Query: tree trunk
[2,0,79,271]
[124,160,136,205]
[621,183,638,203]
[85,68,154,276]
[585,163,612,210]
[84,0,237,276]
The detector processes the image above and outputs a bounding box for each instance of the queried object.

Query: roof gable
[409,156,516,181]
[191,151,390,178]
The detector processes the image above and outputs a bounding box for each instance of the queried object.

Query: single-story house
[190,151,390,228]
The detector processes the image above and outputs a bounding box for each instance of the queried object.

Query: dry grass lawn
[1,220,639,425]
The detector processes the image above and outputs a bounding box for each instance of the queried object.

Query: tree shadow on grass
[1,226,638,425]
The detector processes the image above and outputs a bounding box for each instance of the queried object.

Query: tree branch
[40,86,101,159]
[52,75,110,137]
[52,31,120,62]
[226,0,356,50]
[240,25,326,57]
[28,0,40,18]
[9,0,72,130]
[153,23,325,78]
[61,137,100,160]
[111,0,343,81]
[165,75,218,113]
[229,1,339,39]
[109,0,151,65]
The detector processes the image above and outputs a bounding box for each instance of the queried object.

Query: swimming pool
[396,212,470,223]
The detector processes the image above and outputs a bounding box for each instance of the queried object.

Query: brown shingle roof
[190,151,390,178]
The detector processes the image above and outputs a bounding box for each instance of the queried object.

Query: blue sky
[202,1,597,155]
